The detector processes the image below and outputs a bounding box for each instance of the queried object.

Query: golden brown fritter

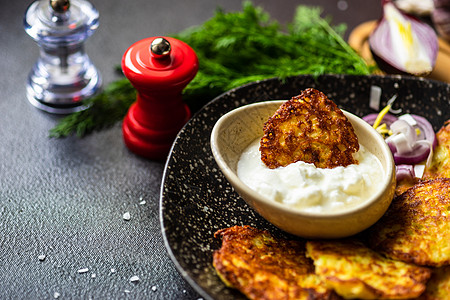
[368,178,450,267]
[395,177,420,196]
[417,266,450,300]
[306,239,431,300]
[260,88,359,169]
[212,225,339,300]
[424,120,450,180]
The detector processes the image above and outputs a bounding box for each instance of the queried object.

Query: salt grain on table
[129,275,140,283]
[123,212,131,221]
[38,255,46,261]
[78,268,89,274]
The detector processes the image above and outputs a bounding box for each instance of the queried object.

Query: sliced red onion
[390,142,431,165]
[369,0,438,76]
[386,115,436,165]
[387,133,414,154]
[408,114,437,148]
[386,120,417,154]
[398,113,417,126]
[362,113,398,127]
[396,163,426,181]
[387,142,397,154]
[417,139,434,168]
[414,164,426,178]
[363,110,436,169]
[396,164,415,181]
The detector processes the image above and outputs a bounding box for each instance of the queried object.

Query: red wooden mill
[121,36,199,159]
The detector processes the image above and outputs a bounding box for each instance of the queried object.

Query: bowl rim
[210,100,396,219]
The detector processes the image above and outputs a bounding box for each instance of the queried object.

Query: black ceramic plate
[160,74,449,300]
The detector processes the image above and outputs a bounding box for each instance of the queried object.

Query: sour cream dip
[237,139,383,213]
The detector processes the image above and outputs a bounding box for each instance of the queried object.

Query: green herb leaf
[50,1,374,138]
[49,78,135,138]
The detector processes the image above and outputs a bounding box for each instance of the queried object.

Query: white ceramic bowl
[210,100,396,238]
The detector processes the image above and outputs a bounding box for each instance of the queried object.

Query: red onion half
[369,0,438,76]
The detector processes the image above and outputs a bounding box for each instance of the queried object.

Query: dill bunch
[49,78,135,138]
[50,1,373,138]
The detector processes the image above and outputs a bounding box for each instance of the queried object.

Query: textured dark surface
[0,0,385,299]
[161,75,450,299]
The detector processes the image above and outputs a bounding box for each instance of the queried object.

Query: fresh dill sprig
[48,78,135,138]
[50,1,373,138]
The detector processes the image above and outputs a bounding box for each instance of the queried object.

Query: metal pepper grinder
[24,0,101,114]
[122,37,199,159]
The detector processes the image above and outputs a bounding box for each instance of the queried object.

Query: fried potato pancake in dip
[368,178,450,267]
[212,226,338,300]
[417,266,450,300]
[424,120,450,180]
[260,88,359,169]
[306,240,431,299]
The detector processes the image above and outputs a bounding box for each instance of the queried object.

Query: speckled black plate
[160,74,449,300]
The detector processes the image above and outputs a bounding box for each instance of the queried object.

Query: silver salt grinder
[24,0,102,114]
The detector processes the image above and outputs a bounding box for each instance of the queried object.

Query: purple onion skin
[396,165,414,181]
[370,50,411,75]
[410,114,438,149]
[362,113,399,126]
[393,144,430,165]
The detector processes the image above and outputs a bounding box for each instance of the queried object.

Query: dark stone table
[0,0,380,298]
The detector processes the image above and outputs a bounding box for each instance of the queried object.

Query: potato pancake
[260,88,359,169]
[306,240,431,299]
[212,225,338,300]
[418,266,450,300]
[424,120,450,180]
[368,178,450,267]
[395,177,420,196]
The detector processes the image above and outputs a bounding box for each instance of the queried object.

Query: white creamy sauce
[237,139,383,213]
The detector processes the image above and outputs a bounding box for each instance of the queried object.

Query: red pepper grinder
[121,37,199,159]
